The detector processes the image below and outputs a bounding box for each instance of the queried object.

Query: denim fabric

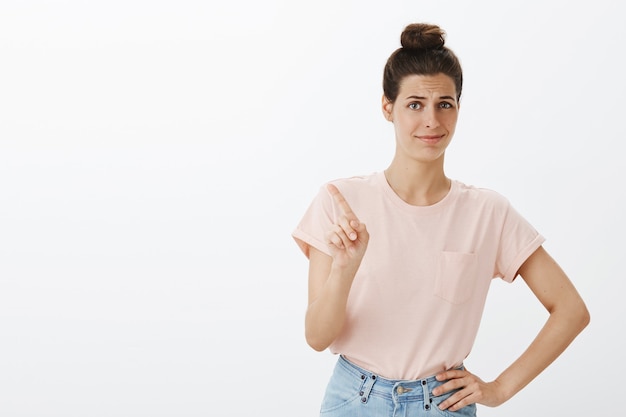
[320,355,477,417]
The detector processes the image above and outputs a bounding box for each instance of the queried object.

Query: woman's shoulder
[325,172,381,192]
[318,172,382,206]
[327,171,379,184]
[453,179,511,208]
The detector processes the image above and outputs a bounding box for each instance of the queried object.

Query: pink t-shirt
[292,172,545,380]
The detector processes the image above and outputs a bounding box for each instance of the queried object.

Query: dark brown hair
[383,23,463,102]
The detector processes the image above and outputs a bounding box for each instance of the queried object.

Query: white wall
[0,1,623,416]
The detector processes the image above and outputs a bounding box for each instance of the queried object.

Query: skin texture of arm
[434,245,590,411]
[305,248,355,351]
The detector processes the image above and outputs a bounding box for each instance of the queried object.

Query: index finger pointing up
[327,184,360,225]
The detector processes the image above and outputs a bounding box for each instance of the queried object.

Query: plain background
[0,1,623,416]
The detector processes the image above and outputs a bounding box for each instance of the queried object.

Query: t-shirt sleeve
[292,184,335,258]
[494,200,546,283]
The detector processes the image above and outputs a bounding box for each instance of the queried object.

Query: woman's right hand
[325,184,369,269]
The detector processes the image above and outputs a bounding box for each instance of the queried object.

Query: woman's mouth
[417,135,444,144]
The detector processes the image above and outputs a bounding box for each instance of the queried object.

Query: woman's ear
[382,94,394,122]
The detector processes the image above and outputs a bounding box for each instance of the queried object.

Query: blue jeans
[320,355,477,417]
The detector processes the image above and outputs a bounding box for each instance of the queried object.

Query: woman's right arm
[304,184,369,351]
[305,248,360,351]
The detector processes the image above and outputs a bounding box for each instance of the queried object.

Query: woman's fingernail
[349,232,357,240]
[350,220,359,228]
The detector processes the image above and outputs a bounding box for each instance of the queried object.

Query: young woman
[292,23,589,416]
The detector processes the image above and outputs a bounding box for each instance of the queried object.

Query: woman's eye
[439,102,452,109]
[409,102,421,110]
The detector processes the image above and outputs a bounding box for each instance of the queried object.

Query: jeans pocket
[431,390,477,416]
[320,364,365,414]
[434,251,477,305]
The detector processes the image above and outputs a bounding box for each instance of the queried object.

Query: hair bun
[400,23,445,51]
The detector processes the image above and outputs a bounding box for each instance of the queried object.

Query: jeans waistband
[337,355,463,404]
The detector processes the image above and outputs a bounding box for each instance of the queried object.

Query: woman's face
[382,73,459,164]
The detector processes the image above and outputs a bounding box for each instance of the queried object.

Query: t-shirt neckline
[376,171,458,213]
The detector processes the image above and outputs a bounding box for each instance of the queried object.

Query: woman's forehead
[398,74,457,98]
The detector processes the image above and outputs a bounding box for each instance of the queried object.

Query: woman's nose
[424,107,440,128]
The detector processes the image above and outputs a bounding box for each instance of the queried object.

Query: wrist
[330,261,361,280]
[490,378,515,405]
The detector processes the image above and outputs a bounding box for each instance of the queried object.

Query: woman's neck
[384,160,450,207]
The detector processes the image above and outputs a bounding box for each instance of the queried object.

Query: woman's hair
[383,23,463,102]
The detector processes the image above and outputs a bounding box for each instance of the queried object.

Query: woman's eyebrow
[404,95,455,100]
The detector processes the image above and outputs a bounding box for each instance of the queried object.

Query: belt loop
[420,379,431,411]
[360,374,377,404]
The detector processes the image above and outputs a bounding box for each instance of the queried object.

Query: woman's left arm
[435,245,590,411]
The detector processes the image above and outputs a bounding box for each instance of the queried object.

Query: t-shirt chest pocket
[434,251,478,305]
